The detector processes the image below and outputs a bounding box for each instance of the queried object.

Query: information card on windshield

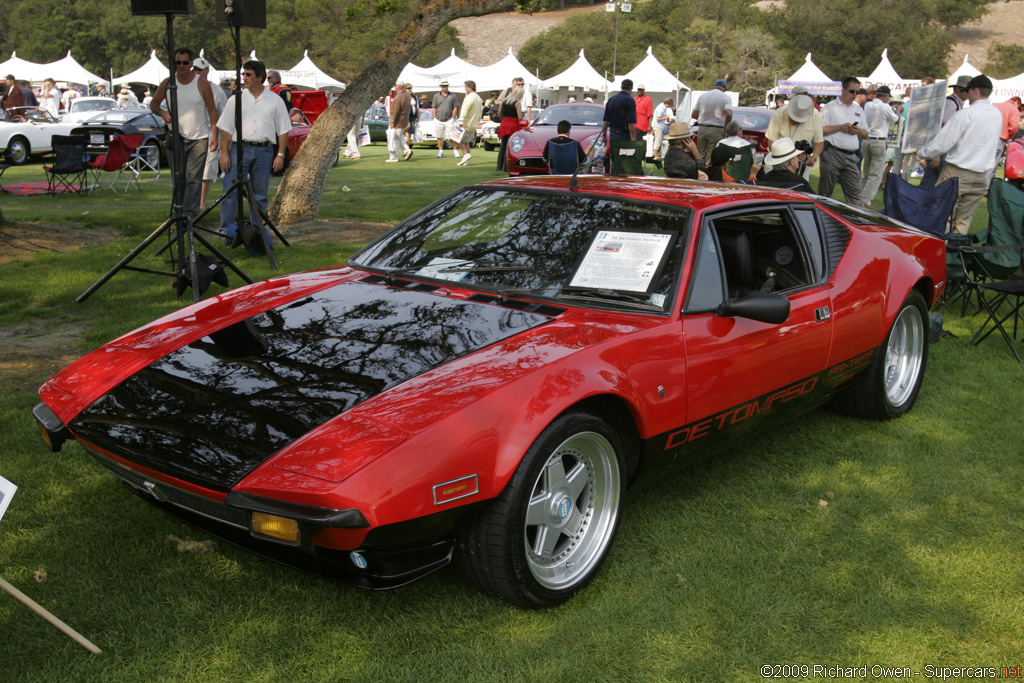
[570,231,673,292]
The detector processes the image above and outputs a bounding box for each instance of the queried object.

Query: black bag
[489,102,502,124]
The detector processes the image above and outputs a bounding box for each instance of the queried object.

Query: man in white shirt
[918,74,1004,234]
[860,85,899,208]
[217,59,291,234]
[691,78,733,164]
[652,98,673,161]
[818,77,869,204]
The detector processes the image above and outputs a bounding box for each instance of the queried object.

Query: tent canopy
[113,50,169,87]
[472,47,541,93]
[777,52,840,97]
[612,46,688,95]
[861,49,921,95]
[41,51,107,86]
[398,49,475,91]
[539,49,611,93]
[282,50,345,91]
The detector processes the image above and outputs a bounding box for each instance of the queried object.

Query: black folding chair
[546,141,583,175]
[44,135,89,196]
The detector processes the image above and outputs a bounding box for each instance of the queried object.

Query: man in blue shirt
[600,79,637,142]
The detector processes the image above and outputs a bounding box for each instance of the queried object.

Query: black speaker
[130,0,194,15]
[214,0,266,29]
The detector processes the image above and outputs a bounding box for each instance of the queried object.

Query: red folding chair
[88,132,145,192]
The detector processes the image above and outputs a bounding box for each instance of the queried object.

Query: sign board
[777,80,843,97]
[901,80,946,153]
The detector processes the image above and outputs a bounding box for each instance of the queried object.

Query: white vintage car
[1,107,79,165]
[61,96,118,124]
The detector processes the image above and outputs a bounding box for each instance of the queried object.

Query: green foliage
[986,41,1024,79]
[764,0,998,80]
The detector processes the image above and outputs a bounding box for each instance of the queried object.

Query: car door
[669,204,834,457]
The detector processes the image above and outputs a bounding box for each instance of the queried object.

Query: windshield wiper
[556,288,661,311]
[436,262,535,274]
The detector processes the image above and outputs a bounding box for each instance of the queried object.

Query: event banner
[902,80,946,153]
[776,80,842,97]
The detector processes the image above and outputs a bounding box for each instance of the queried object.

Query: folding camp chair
[0,162,9,193]
[87,132,145,192]
[130,142,161,179]
[881,173,969,313]
[609,139,645,175]
[44,135,89,196]
[546,141,583,175]
[723,144,754,183]
[948,180,1024,361]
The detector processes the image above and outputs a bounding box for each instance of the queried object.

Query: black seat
[44,135,89,195]
[717,230,755,299]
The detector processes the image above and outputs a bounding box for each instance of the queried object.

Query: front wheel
[457,410,623,608]
[833,290,928,420]
[6,136,29,165]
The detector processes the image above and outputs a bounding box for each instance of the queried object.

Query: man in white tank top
[149,47,219,222]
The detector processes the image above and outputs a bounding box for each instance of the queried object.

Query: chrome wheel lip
[884,304,924,408]
[523,431,620,591]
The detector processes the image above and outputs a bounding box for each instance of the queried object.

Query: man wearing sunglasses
[818,76,868,204]
[150,47,220,223]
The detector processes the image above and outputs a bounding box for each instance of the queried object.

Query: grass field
[0,143,1021,682]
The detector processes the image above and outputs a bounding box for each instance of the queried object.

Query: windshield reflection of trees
[356,190,690,299]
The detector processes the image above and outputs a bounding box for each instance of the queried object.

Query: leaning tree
[271,0,518,225]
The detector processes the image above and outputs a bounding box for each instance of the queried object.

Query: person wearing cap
[217,59,290,237]
[266,70,292,112]
[2,74,24,115]
[193,57,227,210]
[151,47,220,222]
[818,76,869,204]
[662,121,706,180]
[432,80,460,158]
[387,79,413,162]
[859,85,899,207]
[634,84,654,141]
[918,74,1003,234]
[766,92,823,182]
[756,138,813,192]
[691,78,733,164]
[919,75,973,189]
[600,78,637,143]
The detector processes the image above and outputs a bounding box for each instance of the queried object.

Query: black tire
[6,136,29,165]
[456,409,624,608]
[832,290,928,420]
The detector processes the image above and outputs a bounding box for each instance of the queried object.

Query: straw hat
[764,138,804,166]
[665,121,694,140]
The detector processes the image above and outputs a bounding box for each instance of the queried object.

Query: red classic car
[34,177,946,608]
[280,90,336,171]
[505,102,606,175]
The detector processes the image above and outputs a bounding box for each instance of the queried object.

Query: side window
[692,208,819,305]
[685,227,726,311]
[791,208,825,281]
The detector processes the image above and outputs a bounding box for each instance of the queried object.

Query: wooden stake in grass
[0,576,103,655]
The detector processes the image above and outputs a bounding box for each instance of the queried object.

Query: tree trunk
[271,0,518,226]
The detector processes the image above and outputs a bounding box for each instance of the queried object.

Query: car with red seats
[505,102,605,175]
[34,177,945,608]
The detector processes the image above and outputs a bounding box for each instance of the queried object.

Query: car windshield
[73,100,115,113]
[87,111,143,124]
[351,188,691,313]
[534,106,603,127]
[732,110,770,129]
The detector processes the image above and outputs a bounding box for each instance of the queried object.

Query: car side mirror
[716,290,790,324]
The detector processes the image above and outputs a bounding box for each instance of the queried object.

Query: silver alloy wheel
[7,137,28,165]
[523,430,621,590]
[883,303,925,408]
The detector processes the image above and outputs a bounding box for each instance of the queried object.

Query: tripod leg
[77,215,178,303]
[243,175,278,270]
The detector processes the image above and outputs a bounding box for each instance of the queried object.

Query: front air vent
[359,274,439,292]
[466,293,566,317]
[821,215,852,277]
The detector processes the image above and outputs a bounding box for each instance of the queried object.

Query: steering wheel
[9,115,24,122]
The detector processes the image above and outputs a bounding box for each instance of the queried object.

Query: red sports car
[505,102,606,175]
[34,177,946,608]
[693,105,772,155]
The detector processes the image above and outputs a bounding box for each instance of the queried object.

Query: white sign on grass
[0,475,16,523]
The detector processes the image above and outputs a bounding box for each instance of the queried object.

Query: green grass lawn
[0,144,1021,681]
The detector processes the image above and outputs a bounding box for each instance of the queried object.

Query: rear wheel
[457,410,623,608]
[6,136,29,165]
[833,290,928,420]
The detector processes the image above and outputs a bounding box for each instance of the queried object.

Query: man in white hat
[765,91,823,179]
[757,138,813,192]
[432,80,460,158]
[193,57,227,210]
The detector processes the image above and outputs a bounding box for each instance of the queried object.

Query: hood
[68,281,554,492]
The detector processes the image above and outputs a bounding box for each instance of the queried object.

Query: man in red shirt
[634,84,654,140]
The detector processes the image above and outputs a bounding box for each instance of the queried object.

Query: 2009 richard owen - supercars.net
[34,175,946,607]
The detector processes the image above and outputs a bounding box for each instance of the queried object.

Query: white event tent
[1,50,108,88]
[473,47,541,94]
[775,53,840,97]
[538,49,612,103]
[0,52,42,80]
[948,55,982,87]
[113,50,169,87]
[398,49,476,91]
[281,50,346,92]
[611,46,690,111]
[861,49,921,95]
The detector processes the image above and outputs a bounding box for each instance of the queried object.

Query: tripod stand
[77,13,262,304]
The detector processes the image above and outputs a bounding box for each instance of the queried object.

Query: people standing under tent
[456,80,483,167]
[40,78,60,117]
[386,79,412,163]
[692,78,732,165]
[432,81,460,159]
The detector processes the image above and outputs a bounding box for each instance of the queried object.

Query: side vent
[821,215,852,278]
[359,274,439,293]
[466,293,565,317]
